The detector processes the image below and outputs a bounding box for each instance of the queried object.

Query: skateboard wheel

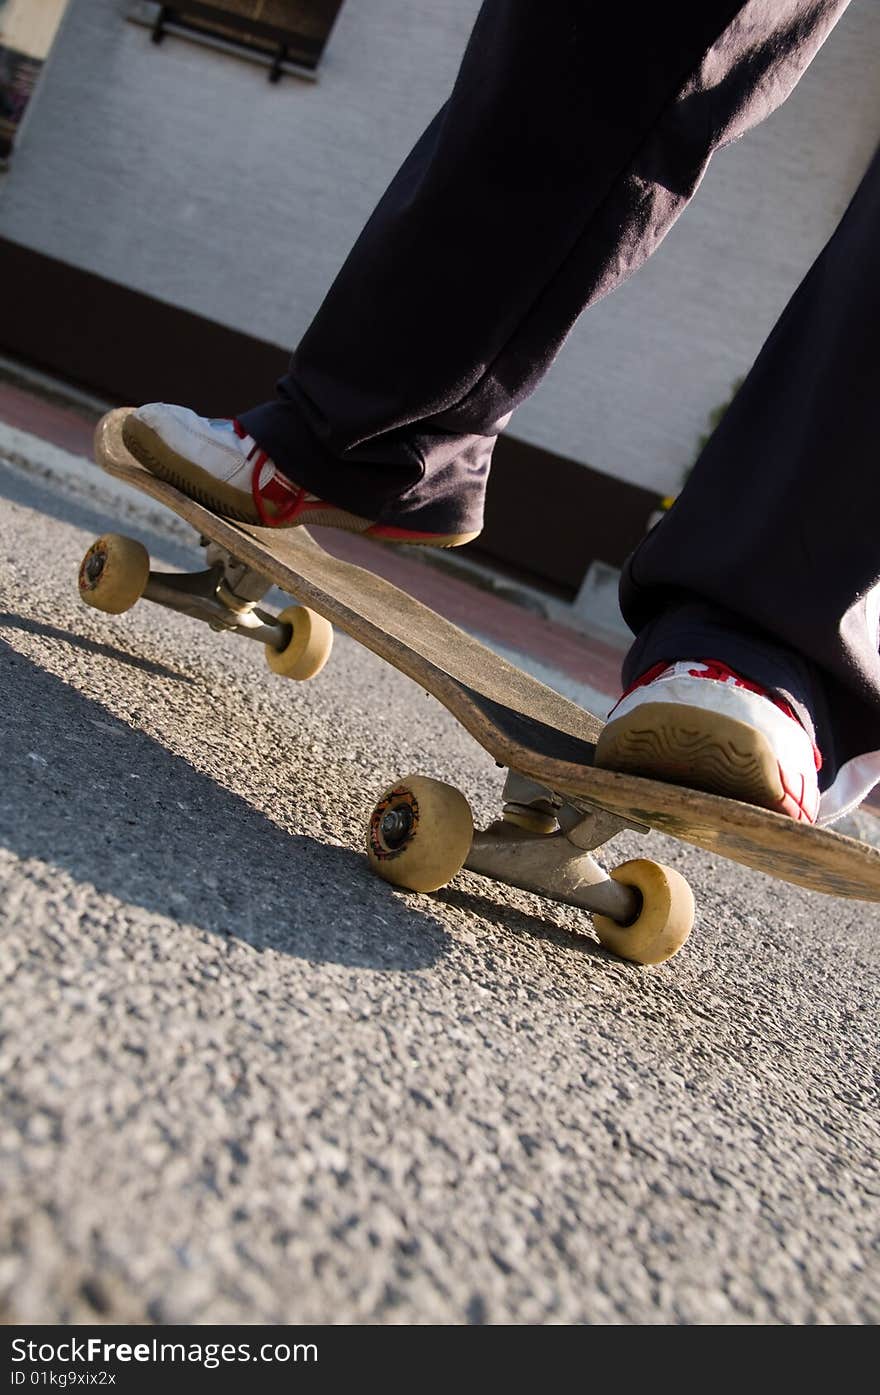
[592,859,695,965]
[367,775,474,893]
[78,534,150,614]
[266,605,333,680]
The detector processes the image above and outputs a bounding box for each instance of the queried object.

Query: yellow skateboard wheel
[592,858,695,965]
[265,604,333,680]
[78,534,150,614]
[367,775,474,893]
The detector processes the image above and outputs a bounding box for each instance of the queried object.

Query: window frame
[129,1,344,83]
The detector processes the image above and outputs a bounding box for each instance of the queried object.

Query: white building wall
[1,0,878,496]
[0,0,484,332]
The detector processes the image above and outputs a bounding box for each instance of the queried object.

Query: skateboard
[79,408,880,965]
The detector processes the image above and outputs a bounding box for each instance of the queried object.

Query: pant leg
[620,144,880,812]
[240,0,848,535]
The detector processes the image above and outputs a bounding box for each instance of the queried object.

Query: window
[133,1,345,81]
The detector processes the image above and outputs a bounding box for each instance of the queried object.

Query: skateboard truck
[368,769,694,965]
[142,561,287,650]
[466,771,642,923]
[77,532,334,680]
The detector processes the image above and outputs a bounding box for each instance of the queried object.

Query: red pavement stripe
[0,381,98,458]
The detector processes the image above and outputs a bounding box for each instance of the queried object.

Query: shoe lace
[233,420,307,528]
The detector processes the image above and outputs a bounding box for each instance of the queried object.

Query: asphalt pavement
[1,459,878,1325]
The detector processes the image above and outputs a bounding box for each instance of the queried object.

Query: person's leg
[128,0,849,541]
[601,144,880,824]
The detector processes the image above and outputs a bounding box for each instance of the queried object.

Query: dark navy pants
[240,0,880,803]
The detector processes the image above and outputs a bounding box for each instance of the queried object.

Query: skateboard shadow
[0,612,194,685]
[434,885,615,964]
[0,636,448,971]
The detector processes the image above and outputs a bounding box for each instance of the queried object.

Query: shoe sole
[594,702,786,810]
[122,415,479,548]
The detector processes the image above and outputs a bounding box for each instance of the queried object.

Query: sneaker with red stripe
[122,404,479,547]
[594,659,822,823]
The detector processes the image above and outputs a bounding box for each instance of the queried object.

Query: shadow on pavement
[434,883,613,964]
[0,612,194,685]
[0,636,449,971]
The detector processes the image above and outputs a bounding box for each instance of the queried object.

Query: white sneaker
[122,403,479,545]
[595,659,821,823]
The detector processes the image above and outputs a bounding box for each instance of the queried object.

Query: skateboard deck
[93,409,880,905]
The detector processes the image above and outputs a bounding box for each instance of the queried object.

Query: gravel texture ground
[0,463,878,1324]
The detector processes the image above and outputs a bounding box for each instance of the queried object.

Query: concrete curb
[0,419,195,545]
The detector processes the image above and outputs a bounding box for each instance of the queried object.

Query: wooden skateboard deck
[94,409,880,904]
